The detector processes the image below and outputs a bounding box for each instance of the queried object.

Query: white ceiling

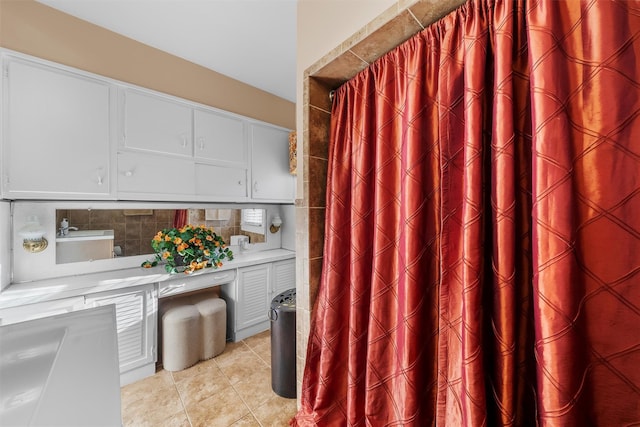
[36,0,297,103]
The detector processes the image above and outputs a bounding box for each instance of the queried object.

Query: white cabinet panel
[271,259,295,297]
[194,109,247,166]
[0,297,86,326]
[221,259,295,342]
[195,163,248,201]
[250,123,295,202]
[3,58,112,199]
[121,89,192,157]
[236,264,270,332]
[117,151,195,200]
[85,284,157,376]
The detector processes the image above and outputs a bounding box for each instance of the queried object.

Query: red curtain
[294,0,640,426]
[173,209,188,228]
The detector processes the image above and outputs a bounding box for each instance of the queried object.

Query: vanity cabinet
[84,284,157,385]
[2,56,113,200]
[250,123,295,202]
[271,259,296,298]
[221,258,295,341]
[0,296,86,326]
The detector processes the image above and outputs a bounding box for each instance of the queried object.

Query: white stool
[190,294,226,360]
[161,303,201,371]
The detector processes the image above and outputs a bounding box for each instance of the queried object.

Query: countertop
[0,249,295,309]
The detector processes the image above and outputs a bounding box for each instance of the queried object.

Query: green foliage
[141,224,233,274]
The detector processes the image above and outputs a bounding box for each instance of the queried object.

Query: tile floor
[120,330,298,426]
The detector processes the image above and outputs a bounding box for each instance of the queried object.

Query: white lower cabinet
[221,259,295,342]
[271,259,296,299]
[84,283,157,386]
[0,297,86,325]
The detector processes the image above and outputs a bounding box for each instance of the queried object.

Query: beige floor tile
[232,366,274,411]
[170,357,219,382]
[186,385,250,427]
[121,384,185,427]
[252,395,298,427]
[243,330,270,349]
[175,368,232,408]
[216,351,268,385]
[121,331,297,426]
[213,341,255,369]
[245,332,272,367]
[121,369,174,404]
[230,413,262,426]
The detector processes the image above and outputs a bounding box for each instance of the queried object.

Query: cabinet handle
[180,134,187,148]
[96,168,104,186]
[198,137,205,150]
[253,181,259,193]
[124,170,133,177]
[238,180,243,185]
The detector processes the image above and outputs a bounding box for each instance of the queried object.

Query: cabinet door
[195,163,248,201]
[250,123,295,202]
[236,264,270,332]
[3,58,112,199]
[194,109,247,166]
[121,89,192,157]
[117,151,195,200]
[85,284,157,375]
[271,259,296,298]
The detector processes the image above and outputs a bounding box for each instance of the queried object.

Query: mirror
[55,208,266,264]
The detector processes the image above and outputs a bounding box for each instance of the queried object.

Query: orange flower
[162,251,170,259]
[173,237,183,245]
[177,243,189,252]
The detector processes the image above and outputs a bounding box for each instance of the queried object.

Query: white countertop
[0,249,295,309]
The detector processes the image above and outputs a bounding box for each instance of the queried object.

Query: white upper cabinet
[194,109,247,166]
[120,88,192,157]
[250,123,295,202]
[2,56,113,199]
[1,51,295,204]
[117,151,195,201]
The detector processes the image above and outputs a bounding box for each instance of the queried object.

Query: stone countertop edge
[0,249,296,310]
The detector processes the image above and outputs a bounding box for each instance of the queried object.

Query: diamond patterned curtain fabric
[293,0,640,426]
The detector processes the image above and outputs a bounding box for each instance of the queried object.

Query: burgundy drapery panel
[173,209,188,228]
[294,0,640,426]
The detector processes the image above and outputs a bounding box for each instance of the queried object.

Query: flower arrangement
[141,224,233,274]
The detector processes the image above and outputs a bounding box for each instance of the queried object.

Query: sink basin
[56,230,114,242]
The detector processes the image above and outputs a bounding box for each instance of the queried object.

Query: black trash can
[269,288,296,398]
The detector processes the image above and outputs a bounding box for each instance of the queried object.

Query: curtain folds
[294,0,640,426]
[173,209,188,228]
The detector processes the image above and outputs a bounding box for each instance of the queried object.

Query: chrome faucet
[59,222,79,236]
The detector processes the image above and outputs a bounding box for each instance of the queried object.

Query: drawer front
[159,270,236,298]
